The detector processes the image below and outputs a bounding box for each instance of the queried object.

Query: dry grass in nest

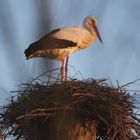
[0,70,140,140]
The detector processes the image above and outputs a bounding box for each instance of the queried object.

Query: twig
[121,79,140,88]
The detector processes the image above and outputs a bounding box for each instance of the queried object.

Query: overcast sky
[0,0,140,107]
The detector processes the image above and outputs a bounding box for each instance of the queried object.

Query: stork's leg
[61,60,64,81]
[65,56,69,81]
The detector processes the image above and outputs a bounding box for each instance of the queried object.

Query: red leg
[61,60,64,81]
[65,56,69,81]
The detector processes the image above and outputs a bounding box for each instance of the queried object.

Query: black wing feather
[24,28,77,59]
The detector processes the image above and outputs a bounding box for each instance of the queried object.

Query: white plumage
[51,26,93,46]
[24,16,102,81]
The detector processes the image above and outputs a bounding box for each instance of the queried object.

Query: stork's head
[83,16,103,43]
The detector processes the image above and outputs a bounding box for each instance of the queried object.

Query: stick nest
[0,78,140,140]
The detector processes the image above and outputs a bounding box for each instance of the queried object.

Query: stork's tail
[24,49,30,60]
[24,42,39,60]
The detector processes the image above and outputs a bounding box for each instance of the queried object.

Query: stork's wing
[36,28,79,50]
[36,26,91,49]
[25,26,91,58]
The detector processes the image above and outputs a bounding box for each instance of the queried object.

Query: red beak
[93,24,103,43]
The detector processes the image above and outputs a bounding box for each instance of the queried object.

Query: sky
[0,0,140,108]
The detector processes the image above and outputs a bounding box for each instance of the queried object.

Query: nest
[0,75,140,140]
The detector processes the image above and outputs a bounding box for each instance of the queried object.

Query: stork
[24,16,102,81]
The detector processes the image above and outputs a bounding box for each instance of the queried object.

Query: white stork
[24,16,102,81]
